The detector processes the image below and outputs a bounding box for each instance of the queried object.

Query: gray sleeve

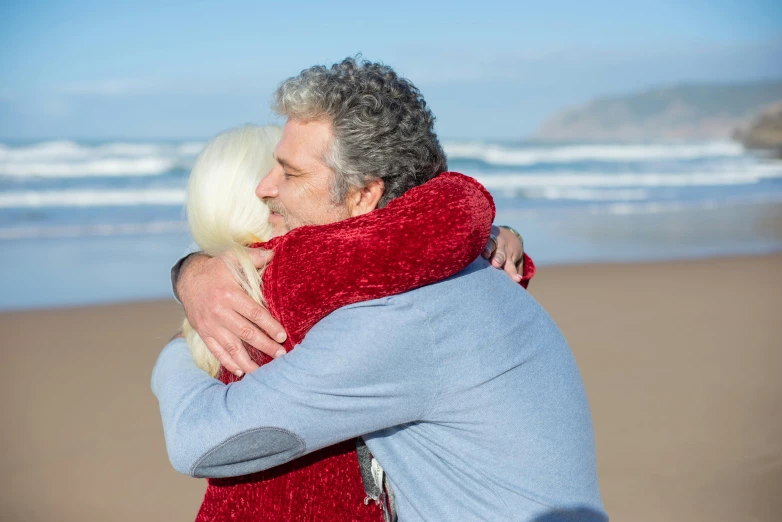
[169,243,200,303]
[151,297,439,478]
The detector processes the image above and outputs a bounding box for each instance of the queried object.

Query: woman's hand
[482,225,525,284]
[175,249,288,376]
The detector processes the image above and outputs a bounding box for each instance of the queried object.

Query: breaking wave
[0,140,204,178]
[592,193,782,215]
[471,165,782,190]
[445,141,744,166]
[0,221,189,240]
[1,140,751,179]
[0,188,186,208]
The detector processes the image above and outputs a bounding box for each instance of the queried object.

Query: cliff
[734,102,782,155]
[534,81,782,142]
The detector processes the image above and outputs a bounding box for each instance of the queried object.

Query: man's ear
[348,178,385,217]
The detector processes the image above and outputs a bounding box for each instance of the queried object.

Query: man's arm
[174,249,288,376]
[152,298,436,478]
[172,226,527,375]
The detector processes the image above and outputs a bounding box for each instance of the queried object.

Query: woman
[182,124,534,521]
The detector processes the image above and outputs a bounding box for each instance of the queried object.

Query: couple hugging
[152,57,607,522]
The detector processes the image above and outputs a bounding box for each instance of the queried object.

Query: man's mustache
[263,198,287,218]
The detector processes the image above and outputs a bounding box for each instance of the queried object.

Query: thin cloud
[408,36,782,87]
[58,79,158,97]
[55,74,280,98]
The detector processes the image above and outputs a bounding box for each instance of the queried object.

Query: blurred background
[1,1,780,521]
[1,0,781,309]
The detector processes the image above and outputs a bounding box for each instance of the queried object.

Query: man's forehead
[276,119,333,169]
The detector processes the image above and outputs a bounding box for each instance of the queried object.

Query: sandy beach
[1,254,780,522]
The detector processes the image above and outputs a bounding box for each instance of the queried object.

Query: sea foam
[0,140,204,178]
[444,141,744,166]
[0,221,188,240]
[1,140,750,179]
[0,189,186,208]
[471,165,782,190]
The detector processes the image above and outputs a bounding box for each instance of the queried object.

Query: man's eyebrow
[273,154,306,174]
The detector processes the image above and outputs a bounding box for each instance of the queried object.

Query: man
[153,57,606,521]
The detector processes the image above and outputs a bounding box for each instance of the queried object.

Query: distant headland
[733,101,782,157]
[534,80,782,145]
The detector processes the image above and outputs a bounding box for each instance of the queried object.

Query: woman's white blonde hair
[182,124,282,376]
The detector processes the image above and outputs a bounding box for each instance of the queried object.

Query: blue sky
[1,0,781,140]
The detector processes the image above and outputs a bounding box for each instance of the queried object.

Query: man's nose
[256,166,281,199]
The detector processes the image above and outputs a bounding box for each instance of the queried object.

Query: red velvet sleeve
[519,253,536,289]
[256,172,495,350]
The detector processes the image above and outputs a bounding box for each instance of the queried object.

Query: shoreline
[1,254,780,521]
[3,196,782,312]
[2,251,780,313]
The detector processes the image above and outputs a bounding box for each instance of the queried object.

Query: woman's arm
[260,172,495,347]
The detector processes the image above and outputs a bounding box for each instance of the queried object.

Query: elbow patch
[190,427,306,478]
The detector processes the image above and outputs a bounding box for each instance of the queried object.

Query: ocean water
[1,139,781,310]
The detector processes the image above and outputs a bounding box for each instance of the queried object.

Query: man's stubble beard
[263,196,353,237]
[263,198,292,236]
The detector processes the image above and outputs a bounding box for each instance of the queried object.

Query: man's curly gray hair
[273,56,448,208]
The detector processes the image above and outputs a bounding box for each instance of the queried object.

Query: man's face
[256,119,351,238]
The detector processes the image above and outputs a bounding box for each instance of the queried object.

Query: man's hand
[176,249,288,376]
[482,225,525,283]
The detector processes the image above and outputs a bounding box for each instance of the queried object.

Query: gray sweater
[152,258,607,521]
